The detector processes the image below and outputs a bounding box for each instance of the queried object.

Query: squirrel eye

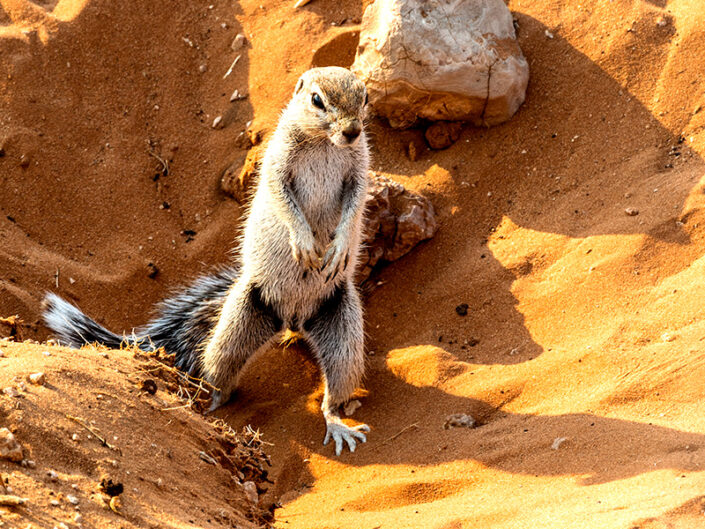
[311,93,326,110]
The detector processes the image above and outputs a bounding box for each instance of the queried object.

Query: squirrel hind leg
[200,279,283,410]
[303,281,368,455]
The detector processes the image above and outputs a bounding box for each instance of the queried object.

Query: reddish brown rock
[425,122,463,150]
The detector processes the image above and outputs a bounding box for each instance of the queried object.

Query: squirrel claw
[323,421,369,456]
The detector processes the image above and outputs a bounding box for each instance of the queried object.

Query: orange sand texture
[2,0,705,528]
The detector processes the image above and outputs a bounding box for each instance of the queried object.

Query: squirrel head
[290,67,368,148]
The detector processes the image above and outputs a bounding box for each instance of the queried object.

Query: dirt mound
[2,0,705,528]
[0,340,272,528]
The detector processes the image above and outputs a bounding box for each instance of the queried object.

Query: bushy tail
[42,266,239,374]
[41,293,142,350]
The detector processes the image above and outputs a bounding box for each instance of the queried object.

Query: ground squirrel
[43,66,371,455]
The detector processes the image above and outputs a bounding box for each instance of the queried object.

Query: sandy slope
[2,0,705,528]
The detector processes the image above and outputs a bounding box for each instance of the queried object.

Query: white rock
[67,494,79,505]
[28,372,46,385]
[212,116,223,129]
[231,33,246,50]
[352,0,529,128]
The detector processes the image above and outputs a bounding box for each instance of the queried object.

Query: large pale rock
[352,0,529,128]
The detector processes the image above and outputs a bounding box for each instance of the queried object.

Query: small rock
[27,372,46,385]
[21,459,36,468]
[230,89,248,102]
[74,513,83,524]
[57,523,70,529]
[2,387,20,398]
[343,399,362,416]
[212,115,223,129]
[42,350,51,357]
[0,428,23,462]
[72,433,79,442]
[544,29,554,38]
[47,470,59,481]
[425,121,463,150]
[242,481,258,503]
[551,437,568,450]
[455,303,469,316]
[199,63,208,73]
[231,33,246,50]
[443,413,476,429]
[19,154,30,168]
[656,16,668,27]
[0,494,28,506]
[625,207,639,216]
[67,494,79,505]
[50,499,61,506]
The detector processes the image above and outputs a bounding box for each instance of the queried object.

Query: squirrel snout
[342,122,362,142]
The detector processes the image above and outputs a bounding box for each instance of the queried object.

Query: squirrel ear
[294,78,304,94]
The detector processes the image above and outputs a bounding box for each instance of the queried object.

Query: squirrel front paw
[321,237,349,282]
[290,230,321,270]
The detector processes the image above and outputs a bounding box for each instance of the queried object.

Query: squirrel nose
[342,122,361,142]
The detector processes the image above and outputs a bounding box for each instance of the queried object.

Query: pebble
[47,470,59,481]
[212,115,223,129]
[50,499,60,506]
[19,154,30,168]
[0,428,24,461]
[199,64,208,73]
[443,413,476,429]
[21,459,36,468]
[455,303,469,316]
[625,207,639,216]
[42,350,52,357]
[242,481,258,503]
[230,33,246,50]
[67,494,79,505]
[544,29,554,38]
[28,372,46,385]
[2,387,20,398]
[230,89,247,102]
[74,514,83,524]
